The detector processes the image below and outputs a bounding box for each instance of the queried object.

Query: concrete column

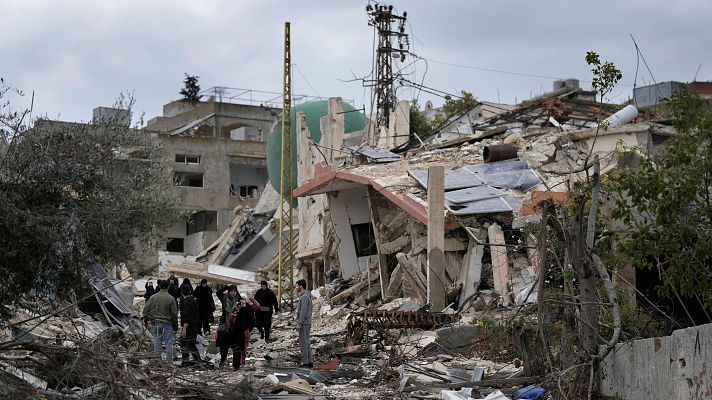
[391,100,410,148]
[328,97,344,158]
[427,166,447,311]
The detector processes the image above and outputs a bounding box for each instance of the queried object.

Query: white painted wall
[328,186,372,278]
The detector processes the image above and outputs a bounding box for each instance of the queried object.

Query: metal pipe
[483,143,518,163]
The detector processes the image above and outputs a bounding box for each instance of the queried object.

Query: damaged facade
[145,93,277,261]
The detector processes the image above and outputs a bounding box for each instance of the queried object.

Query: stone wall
[600,323,712,399]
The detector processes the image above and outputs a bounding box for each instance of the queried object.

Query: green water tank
[267,100,367,194]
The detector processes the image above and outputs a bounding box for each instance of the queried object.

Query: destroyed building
[286,82,677,313]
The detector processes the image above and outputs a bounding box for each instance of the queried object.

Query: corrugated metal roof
[88,260,133,315]
[409,159,539,216]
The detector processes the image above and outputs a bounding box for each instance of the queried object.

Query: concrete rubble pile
[237,92,675,399]
[0,89,674,399]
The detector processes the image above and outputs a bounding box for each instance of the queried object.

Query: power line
[630,34,664,100]
[422,56,635,87]
[292,63,319,97]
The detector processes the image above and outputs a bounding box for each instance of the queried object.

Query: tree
[179,73,202,104]
[610,89,712,314]
[431,90,478,128]
[530,52,623,399]
[0,83,179,320]
[408,91,479,136]
[409,99,433,135]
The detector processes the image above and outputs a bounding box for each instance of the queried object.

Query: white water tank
[602,105,639,128]
[565,78,580,90]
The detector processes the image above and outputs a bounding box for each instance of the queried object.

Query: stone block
[435,324,479,349]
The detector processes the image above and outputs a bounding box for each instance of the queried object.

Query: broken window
[186,211,218,235]
[351,223,377,257]
[166,238,184,252]
[174,172,203,187]
[238,185,259,198]
[175,154,201,164]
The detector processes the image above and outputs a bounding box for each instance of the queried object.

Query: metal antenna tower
[278,21,295,310]
[367,3,409,128]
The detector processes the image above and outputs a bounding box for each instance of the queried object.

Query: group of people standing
[142,274,290,370]
[142,275,217,366]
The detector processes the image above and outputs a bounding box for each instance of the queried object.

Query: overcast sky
[1,0,710,125]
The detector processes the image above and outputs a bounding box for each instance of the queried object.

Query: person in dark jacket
[179,285,201,366]
[167,272,179,288]
[167,282,179,304]
[193,279,215,335]
[144,281,155,302]
[180,278,193,294]
[254,281,279,341]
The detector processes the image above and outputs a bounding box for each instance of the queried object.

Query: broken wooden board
[379,235,411,254]
[488,222,512,305]
[384,264,404,301]
[396,252,427,302]
[458,234,485,310]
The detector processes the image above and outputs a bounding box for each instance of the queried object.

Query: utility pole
[366,3,409,129]
[278,21,295,310]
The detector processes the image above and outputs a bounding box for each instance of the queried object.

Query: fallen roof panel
[88,260,134,315]
[408,168,485,190]
[478,169,541,191]
[463,159,529,175]
[347,145,401,163]
[409,159,541,192]
[447,196,523,215]
[445,185,506,204]
[170,113,215,136]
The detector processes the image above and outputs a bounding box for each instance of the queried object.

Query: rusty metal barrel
[483,143,518,163]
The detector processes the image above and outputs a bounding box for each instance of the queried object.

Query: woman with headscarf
[216,285,251,370]
[180,278,193,294]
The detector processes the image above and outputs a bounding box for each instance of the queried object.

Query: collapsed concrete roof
[293,120,676,228]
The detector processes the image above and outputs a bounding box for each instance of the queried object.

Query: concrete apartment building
[144,91,279,257]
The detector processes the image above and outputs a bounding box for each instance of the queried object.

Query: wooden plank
[367,186,390,298]
[443,252,461,285]
[380,235,411,254]
[459,229,486,308]
[207,209,250,265]
[487,222,512,305]
[427,166,447,311]
[384,264,404,301]
[396,253,427,302]
[443,237,467,252]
